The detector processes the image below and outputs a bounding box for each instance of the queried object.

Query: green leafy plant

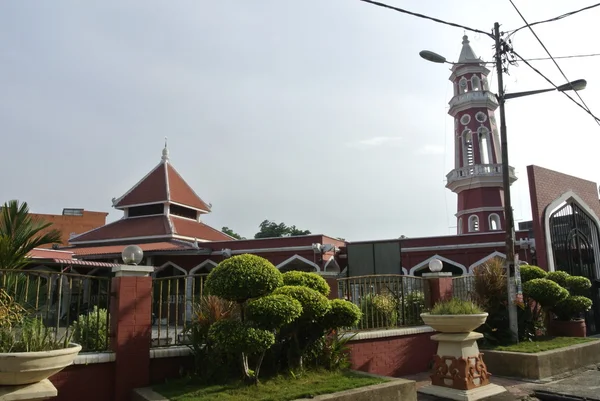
[282,271,330,297]
[306,331,356,371]
[247,295,303,330]
[523,279,569,309]
[71,306,108,352]
[402,291,428,326]
[553,296,593,321]
[546,271,570,287]
[273,286,331,322]
[359,293,397,329]
[430,298,484,315]
[566,276,592,296]
[324,299,361,330]
[519,265,547,283]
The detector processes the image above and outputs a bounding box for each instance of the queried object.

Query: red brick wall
[150,356,194,383]
[527,165,600,270]
[348,332,436,377]
[51,362,114,401]
[33,210,108,247]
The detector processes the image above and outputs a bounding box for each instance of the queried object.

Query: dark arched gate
[549,202,600,335]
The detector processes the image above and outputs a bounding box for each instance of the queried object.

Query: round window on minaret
[460,114,471,125]
[475,112,487,123]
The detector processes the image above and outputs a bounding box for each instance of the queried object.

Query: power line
[357,0,493,38]
[507,2,600,36]
[511,49,600,123]
[508,0,600,127]
[524,53,600,61]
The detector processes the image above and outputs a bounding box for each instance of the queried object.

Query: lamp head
[419,50,447,64]
[429,258,444,273]
[122,245,144,265]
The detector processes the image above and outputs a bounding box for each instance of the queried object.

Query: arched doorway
[549,201,600,335]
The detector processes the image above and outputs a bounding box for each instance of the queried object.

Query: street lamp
[420,24,586,342]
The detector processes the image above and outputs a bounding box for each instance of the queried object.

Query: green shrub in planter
[566,276,592,296]
[546,271,570,287]
[205,254,283,303]
[282,271,330,297]
[553,295,593,321]
[523,278,569,308]
[359,293,398,328]
[430,298,484,315]
[247,295,302,330]
[520,265,547,283]
[72,306,108,352]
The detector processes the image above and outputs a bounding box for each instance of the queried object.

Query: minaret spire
[162,137,169,162]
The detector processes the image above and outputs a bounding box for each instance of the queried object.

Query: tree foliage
[254,220,311,239]
[273,285,331,322]
[282,271,330,297]
[221,227,245,240]
[0,200,62,270]
[247,295,302,330]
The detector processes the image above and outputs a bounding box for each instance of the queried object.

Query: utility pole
[493,22,518,342]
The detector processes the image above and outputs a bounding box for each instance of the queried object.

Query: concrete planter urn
[0,343,82,386]
[418,312,506,401]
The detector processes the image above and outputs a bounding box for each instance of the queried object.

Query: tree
[221,227,245,240]
[0,200,62,270]
[254,220,311,239]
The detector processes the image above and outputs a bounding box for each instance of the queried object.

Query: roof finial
[162,137,169,162]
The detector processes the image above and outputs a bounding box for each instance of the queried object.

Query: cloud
[417,145,445,155]
[346,136,402,149]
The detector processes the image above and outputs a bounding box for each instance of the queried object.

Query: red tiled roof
[113,153,211,212]
[70,241,190,256]
[69,215,171,243]
[28,248,74,259]
[170,216,234,241]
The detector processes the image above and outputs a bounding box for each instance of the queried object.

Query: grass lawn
[488,336,595,353]
[154,370,387,401]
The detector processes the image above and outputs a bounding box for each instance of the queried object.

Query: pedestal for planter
[0,379,57,401]
[418,313,507,401]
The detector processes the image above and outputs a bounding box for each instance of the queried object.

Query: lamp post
[420,22,586,342]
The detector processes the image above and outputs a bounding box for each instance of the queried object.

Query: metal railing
[452,275,475,301]
[151,274,208,347]
[0,269,111,353]
[337,274,430,331]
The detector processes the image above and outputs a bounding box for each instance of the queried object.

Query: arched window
[489,214,501,230]
[463,130,474,167]
[482,77,489,91]
[468,215,480,232]
[478,127,490,165]
[471,75,481,91]
[458,217,463,235]
[459,77,468,93]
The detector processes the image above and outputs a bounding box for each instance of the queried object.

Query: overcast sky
[2,1,599,241]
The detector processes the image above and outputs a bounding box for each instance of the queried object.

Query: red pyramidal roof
[112,145,211,212]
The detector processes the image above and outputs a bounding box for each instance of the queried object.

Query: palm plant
[0,200,62,271]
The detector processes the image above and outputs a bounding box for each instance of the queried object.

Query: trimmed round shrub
[208,319,275,355]
[546,271,570,287]
[205,254,283,303]
[566,276,592,295]
[282,271,330,297]
[325,299,361,329]
[247,294,302,330]
[519,265,547,283]
[273,285,331,321]
[554,295,593,321]
[522,278,569,308]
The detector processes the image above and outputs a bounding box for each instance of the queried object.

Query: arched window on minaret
[459,77,468,93]
[471,75,481,91]
[478,127,491,165]
[482,77,489,91]
[468,215,480,232]
[463,129,474,167]
[458,217,463,234]
[489,214,501,231]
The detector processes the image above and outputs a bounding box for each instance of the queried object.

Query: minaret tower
[446,35,517,235]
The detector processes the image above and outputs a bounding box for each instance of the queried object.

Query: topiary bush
[272,285,331,322]
[520,265,547,283]
[553,296,593,321]
[205,254,283,303]
[546,271,570,287]
[247,294,303,330]
[359,293,397,329]
[282,271,330,297]
[325,299,362,329]
[71,306,108,352]
[566,275,592,296]
[522,278,569,308]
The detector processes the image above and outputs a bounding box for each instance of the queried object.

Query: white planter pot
[0,343,82,386]
[420,313,488,333]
